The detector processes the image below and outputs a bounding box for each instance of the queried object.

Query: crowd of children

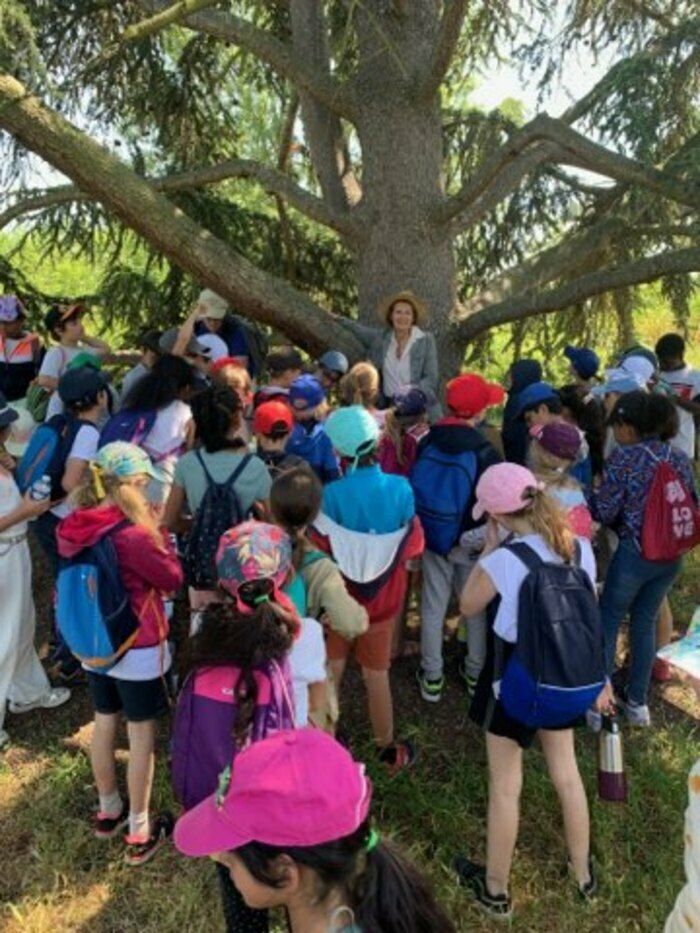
[0,288,698,930]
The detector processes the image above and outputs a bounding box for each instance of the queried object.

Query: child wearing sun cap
[528,422,593,538]
[411,373,503,704]
[175,729,455,933]
[314,405,423,774]
[56,442,183,867]
[378,386,432,477]
[455,461,602,919]
[172,520,324,932]
[285,374,340,484]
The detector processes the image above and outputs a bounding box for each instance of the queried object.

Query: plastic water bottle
[29,474,52,516]
[598,711,628,803]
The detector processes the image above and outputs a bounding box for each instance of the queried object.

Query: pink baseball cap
[472,463,545,520]
[174,729,372,857]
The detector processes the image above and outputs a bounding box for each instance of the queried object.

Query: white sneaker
[9,687,71,714]
[0,729,9,750]
[622,697,651,727]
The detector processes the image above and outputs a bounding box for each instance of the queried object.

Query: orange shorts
[326,617,396,672]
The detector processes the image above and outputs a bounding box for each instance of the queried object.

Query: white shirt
[288,617,326,726]
[382,326,423,399]
[40,346,107,421]
[662,366,700,459]
[51,424,100,519]
[479,533,596,644]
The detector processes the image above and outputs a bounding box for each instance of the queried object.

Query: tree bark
[0,74,363,359]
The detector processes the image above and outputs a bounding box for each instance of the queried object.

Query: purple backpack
[171,659,295,811]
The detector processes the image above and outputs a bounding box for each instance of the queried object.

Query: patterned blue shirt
[588,438,697,545]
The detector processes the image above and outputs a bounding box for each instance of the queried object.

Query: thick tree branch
[0,157,358,237]
[121,0,218,44]
[137,0,358,120]
[289,0,361,214]
[418,0,469,101]
[0,75,363,358]
[457,247,700,341]
[456,216,629,320]
[437,113,700,232]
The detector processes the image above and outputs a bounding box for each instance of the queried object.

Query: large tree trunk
[352,1,461,376]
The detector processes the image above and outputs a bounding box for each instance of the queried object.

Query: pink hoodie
[57,504,183,649]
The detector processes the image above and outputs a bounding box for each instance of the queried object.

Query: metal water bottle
[598,711,628,803]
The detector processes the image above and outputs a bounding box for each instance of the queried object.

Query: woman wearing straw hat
[340,290,440,418]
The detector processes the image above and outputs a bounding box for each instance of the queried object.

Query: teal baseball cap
[325,404,379,460]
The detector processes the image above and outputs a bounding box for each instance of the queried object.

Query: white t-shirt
[143,400,192,464]
[382,326,423,399]
[479,533,596,644]
[288,617,326,726]
[662,366,700,459]
[40,346,108,420]
[51,424,100,519]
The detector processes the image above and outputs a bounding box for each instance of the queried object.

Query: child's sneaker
[585,707,603,733]
[94,800,129,840]
[453,856,512,920]
[621,695,651,727]
[378,740,416,776]
[124,813,174,866]
[458,656,477,698]
[416,669,444,703]
[565,856,597,901]
[8,687,71,714]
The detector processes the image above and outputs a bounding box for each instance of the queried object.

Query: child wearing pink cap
[454,463,609,919]
[174,729,455,933]
[171,520,304,932]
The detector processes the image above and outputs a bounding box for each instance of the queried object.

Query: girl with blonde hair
[57,442,183,866]
[454,463,609,919]
[339,361,385,427]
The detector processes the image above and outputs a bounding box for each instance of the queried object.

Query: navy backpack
[100,409,157,450]
[496,541,606,729]
[183,451,252,590]
[410,444,477,556]
[16,413,85,499]
[56,522,140,671]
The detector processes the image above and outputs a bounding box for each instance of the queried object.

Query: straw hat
[377,290,429,328]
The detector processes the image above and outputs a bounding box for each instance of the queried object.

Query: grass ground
[1,547,698,933]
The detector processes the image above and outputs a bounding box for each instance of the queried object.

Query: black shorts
[86,672,170,722]
[469,675,538,749]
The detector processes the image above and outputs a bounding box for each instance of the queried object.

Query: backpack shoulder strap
[502,540,544,572]
[195,449,217,487]
[225,453,252,488]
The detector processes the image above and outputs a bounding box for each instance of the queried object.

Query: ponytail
[269,465,322,571]
[339,362,380,410]
[181,589,294,746]
[236,821,455,933]
[383,409,407,466]
[72,464,164,548]
[512,487,576,563]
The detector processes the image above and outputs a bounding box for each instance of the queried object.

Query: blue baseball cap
[564,345,600,380]
[318,350,349,376]
[325,405,379,459]
[289,374,325,412]
[58,366,108,405]
[515,381,559,417]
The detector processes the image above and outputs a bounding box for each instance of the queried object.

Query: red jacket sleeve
[115,526,184,593]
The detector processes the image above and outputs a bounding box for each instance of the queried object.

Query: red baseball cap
[252,399,293,437]
[446,373,505,419]
[174,729,372,857]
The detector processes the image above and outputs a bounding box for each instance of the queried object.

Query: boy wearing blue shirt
[286,375,340,484]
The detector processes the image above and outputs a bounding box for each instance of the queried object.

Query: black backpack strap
[572,538,582,568]
[196,450,253,490]
[501,540,544,572]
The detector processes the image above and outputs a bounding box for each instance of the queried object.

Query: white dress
[0,470,50,730]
